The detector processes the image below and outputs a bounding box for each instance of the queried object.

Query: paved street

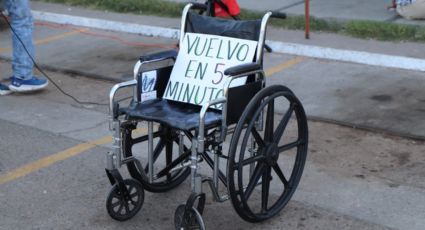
[1,59,424,230]
[1,2,425,230]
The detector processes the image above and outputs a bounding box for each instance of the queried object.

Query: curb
[32,10,425,72]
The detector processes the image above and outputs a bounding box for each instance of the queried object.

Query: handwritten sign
[139,70,158,102]
[140,70,157,93]
[163,33,258,109]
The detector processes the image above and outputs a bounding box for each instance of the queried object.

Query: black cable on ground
[0,11,109,106]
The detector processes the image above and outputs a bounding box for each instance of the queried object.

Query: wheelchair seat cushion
[120,99,222,131]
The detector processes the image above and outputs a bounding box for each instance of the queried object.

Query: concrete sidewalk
[27,2,425,65]
[29,1,425,57]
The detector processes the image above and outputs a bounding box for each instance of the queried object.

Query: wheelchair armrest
[139,50,178,62]
[109,79,137,121]
[224,63,262,76]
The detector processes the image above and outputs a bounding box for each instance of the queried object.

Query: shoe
[9,76,48,92]
[0,83,11,95]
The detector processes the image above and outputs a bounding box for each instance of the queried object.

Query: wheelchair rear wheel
[227,85,308,222]
[123,124,191,193]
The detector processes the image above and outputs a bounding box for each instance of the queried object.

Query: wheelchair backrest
[185,12,261,44]
[138,4,270,124]
[163,6,265,104]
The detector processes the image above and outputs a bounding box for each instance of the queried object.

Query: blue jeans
[4,0,34,80]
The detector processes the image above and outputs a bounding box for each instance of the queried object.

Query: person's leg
[5,0,34,80]
[5,0,48,92]
[397,0,425,19]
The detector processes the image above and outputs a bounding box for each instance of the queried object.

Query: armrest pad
[139,50,178,62]
[224,63,262,76]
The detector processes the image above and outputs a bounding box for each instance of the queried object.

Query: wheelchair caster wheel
[106,179,144,221]
[174,204,205,230]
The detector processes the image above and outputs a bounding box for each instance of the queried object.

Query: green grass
[38,0,425,42]
[41,0,186,17]
[345,20,425,42]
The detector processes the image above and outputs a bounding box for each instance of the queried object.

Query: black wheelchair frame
[105,3,308,229]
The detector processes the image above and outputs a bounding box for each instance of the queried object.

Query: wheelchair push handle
[270,11,287,19]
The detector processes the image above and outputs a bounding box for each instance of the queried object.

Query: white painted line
[32,11,180,39]
[267,40,425,72]
[32,11,425,72]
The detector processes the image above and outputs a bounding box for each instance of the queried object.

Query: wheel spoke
[273,105,294,143]
[272,164,289,188]
[240,155,265,166]
[156,150,190,178]
[278,140,302,153]
[127,185,134,193]
[116,203,124,214]
[111,200,121,209]
[251,128,266,148]
[166,139,173,181]
[264,100,275,142]
[244,163,265,200]
[124,202,131,213]
[152,138,166,163]
[113,193,123,200]
[130,192,139,199]
[261,166,272,212]
[129,200,138,206]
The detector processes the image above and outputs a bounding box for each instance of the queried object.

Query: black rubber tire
[227,85,308,222]
[174,204,206,230]
[123,124,191,193]
[106,179,144,221]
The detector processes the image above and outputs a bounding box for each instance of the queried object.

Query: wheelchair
[105,3,308,229]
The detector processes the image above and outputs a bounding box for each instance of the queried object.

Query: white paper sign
[163,33,258,108]
[141,90,157,102]
[140,70,157,92]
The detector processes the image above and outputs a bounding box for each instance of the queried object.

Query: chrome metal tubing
[179,131,184,156]
[180,4,193,45]
[105,120,121,170]
[169,160,191,174]
[213,150,220,191]
[223,69,266,98]
[198,98,227,153]
[148,121,154,183]
[109,79,137,118]
[132,60,143,80]
[203,178,229,203]
[133,58,176,81]
[190,139,198,192]
[106,152,115,170]
[256,12,273,64]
